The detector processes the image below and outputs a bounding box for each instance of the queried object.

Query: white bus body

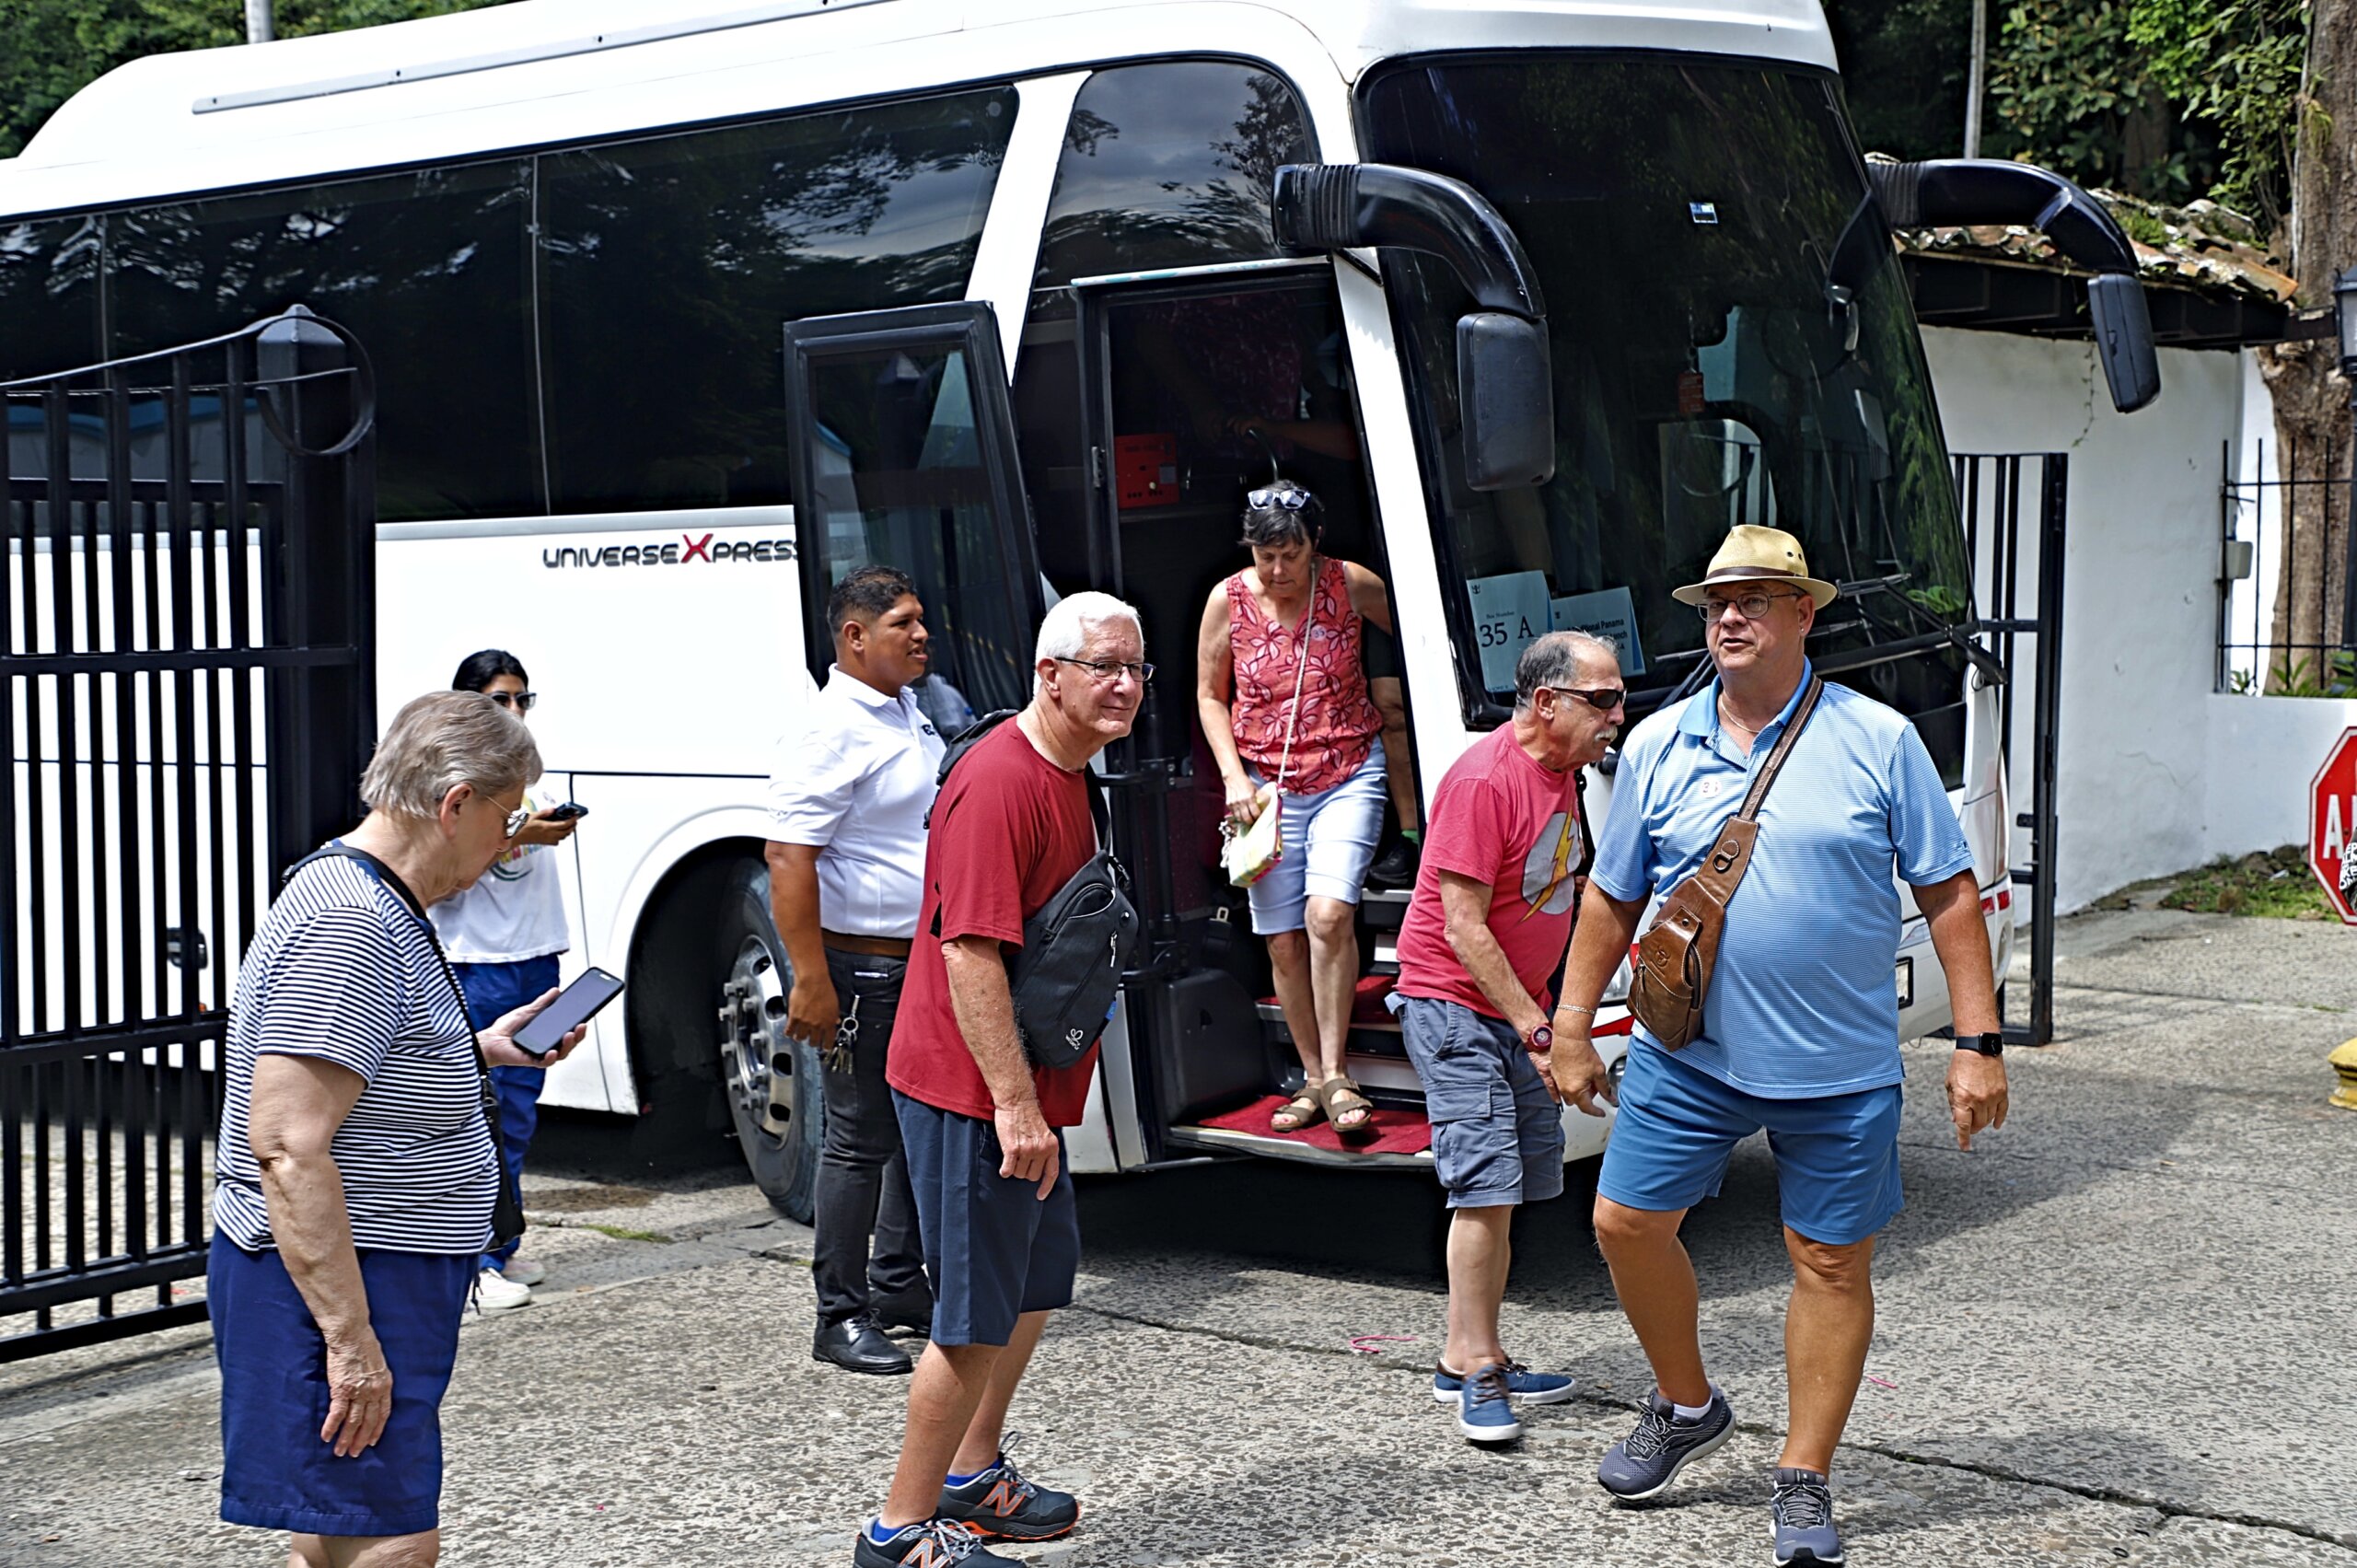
[3,0,2107,1213]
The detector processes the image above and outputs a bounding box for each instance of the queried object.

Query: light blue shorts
[1245,738,1388,935]
[1596,1041,1903,1246]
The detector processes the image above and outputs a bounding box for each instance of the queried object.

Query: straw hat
[1670,525,1838,610]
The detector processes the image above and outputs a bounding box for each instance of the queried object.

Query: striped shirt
[213,853,496,1254]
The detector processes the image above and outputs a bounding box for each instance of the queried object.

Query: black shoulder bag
[281,845,528,1250]
[928,712,1144,1070]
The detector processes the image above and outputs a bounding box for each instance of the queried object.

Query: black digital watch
[1952,1032,2003,1057]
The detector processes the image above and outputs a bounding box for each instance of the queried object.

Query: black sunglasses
[486,691,537,712]
[1544,685,1627,712]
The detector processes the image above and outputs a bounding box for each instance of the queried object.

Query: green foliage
[2129,0,2309,235]
[0,1,516,160]
[1821,0,1978,164]
[2157,844,2336,920]
[2265,649,2357,697]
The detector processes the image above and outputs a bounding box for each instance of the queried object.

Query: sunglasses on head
[1247,484,1317,513]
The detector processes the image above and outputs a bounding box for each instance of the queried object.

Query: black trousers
[811,947,929,1323]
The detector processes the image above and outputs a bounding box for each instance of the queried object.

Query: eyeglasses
[1246,485,1316,512]
[486,691,537,712]
[1054,656,1155,685]
[1693,590,1804,623]
[484,795,529,838]
[1543,686,1627,712]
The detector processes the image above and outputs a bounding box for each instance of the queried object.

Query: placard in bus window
[1115,433,1178,509]
[1550,586,1647,676]
[1465,570,1549,693]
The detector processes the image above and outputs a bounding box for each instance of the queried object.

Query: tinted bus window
[0,216,103,382]
[107,162,540,521]
[1032,63,1313,285]
[539,87,1015,515]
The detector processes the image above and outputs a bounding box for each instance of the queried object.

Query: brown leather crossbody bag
[1630,675,1824,1051]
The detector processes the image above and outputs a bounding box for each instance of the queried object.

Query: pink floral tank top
[1226,557,1383,796]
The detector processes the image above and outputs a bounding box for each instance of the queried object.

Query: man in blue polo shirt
[1549,527,2010,1568]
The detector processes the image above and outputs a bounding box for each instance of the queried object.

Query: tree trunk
[2264,0,2357,689]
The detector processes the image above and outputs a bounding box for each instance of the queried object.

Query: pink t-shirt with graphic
[1394,726,1592,1021]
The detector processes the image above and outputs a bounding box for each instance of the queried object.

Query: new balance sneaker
[1457,1362,1523,1444]
[1596,1387,1734,1500]
[1432,1360,1575,1406]
[935,1435,1079,1541]
[474,1267,532,1315]
[851,1519,1019,1567]
[1770,1468,1844,1565]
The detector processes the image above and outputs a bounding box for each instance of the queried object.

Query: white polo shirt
[764,667,947,939]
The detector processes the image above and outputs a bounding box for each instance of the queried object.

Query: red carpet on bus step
[1191,1095,1433,1156]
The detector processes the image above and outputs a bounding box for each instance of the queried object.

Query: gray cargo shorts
[1391,993,1567,1209]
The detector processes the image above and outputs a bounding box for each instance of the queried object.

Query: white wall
[1922,327,2248,910]
[2204,693,2357,863]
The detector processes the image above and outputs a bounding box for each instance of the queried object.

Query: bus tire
[709,855,823,1223]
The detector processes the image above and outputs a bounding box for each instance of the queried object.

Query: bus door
[781,302,1045,726]
[1025,260,1411,1163]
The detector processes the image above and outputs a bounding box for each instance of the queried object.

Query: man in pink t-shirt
[1391,630,1625,1444]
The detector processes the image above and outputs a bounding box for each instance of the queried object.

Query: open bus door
[1034,259,1434,1168]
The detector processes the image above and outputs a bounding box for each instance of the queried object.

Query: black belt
[821,930,911,958]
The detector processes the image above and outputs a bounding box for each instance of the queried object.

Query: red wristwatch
[1526,1024,1553,1051]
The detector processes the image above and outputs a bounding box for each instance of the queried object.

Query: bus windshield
[1360,53,1972,766]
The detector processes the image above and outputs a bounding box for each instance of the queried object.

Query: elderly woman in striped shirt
[207,691,588,1567]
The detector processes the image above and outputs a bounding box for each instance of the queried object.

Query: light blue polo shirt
[1591,661,1973,1098]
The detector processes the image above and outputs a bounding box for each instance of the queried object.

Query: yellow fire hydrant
[2334,1039,2357,1110]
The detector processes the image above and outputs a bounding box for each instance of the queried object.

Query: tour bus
[0,0,2158,1218]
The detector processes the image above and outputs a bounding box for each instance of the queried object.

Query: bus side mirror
[1458,311,1554,491]
[2086,273,2160,413]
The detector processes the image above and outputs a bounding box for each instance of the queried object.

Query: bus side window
[1032,64,1315,286]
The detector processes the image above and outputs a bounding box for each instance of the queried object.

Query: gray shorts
[1393,993,1567,1209]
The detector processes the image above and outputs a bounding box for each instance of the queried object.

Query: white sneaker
[476,1267,533,1314]
[500,1257,548,1286]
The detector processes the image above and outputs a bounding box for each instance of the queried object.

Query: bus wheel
[713,860,822,1222]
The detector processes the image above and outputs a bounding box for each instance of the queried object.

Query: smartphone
[544,802,589,821]
[512,967,624,1059]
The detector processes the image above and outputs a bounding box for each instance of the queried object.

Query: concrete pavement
[3,906,2353,1566]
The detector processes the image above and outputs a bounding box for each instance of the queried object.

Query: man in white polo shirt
[767,564,947,1376]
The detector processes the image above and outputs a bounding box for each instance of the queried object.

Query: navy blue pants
[209,1234,473,1537]
[452,955,560,1270]
[892,1091,1079,1347]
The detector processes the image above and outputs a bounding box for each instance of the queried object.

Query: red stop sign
[2309,726,2357,923]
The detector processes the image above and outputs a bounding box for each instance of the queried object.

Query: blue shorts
[1393,994,1566,1209]
[208,1234,474,1537]
[1246,738,1388,935]
[1596,1042,1903,1246]
[892,1091,1080,1348]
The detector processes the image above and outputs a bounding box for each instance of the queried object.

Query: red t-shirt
[1393,725,1591,1020]
[886,719,1102,1125]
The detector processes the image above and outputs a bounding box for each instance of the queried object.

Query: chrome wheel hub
[717,937,792,1141]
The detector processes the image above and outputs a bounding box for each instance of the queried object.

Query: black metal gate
[1955,451,2067,1048]
[0,307,376,1361]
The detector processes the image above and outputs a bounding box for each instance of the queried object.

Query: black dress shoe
[1365,836,1421,890]
[871,1289,934,1339]
[812,1313,912,1376]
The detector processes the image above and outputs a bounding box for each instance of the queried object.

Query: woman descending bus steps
[1196,480,1395,1141]
[432,649,583,1314]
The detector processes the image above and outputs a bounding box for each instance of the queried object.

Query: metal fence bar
[3,308,375,1359]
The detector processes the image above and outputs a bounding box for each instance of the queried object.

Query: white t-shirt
[430,793,572,963]
[764,667,946,938]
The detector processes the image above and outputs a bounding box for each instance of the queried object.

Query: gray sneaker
[1770,1468,1844,1565]
[1596,1386,1735,1500]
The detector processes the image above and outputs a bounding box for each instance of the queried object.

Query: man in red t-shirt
[1390,630,1624,1445]
[857,591,1144,1568]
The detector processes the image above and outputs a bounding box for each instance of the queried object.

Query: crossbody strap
[1271,612,1313,793]
[1734,675,1824,823]
[1689,674,1825,900]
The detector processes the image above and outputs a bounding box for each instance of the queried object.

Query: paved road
[3,908,2354,1567]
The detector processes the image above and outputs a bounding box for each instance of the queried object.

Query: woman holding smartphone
[432,648,582,1311]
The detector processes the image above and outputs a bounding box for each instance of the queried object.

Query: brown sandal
[1318,1076,1377,1141]
[1271,1086,1325,1134]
